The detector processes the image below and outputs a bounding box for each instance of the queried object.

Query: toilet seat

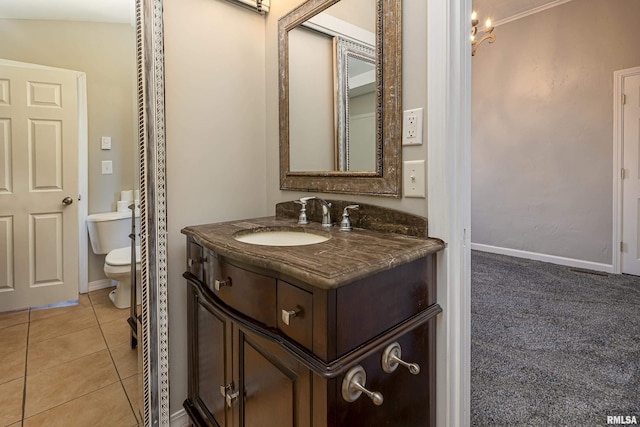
[103,245,141,309]
[105,246,141,267]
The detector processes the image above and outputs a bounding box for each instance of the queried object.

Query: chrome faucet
[300,196,332,227]
[339,205,359,231]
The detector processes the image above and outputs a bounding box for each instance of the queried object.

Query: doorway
[614,66,640,275]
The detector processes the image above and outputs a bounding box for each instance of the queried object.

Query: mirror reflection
[336,37,376,171]
[0,2,143,424]
[287,0,377,173]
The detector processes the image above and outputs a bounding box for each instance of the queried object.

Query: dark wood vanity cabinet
[184,236,441,427]
[187,284,311,427]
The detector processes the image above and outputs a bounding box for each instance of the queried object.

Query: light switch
[403,160,425,198]
[101,160,113,175]
[101,136,111,150]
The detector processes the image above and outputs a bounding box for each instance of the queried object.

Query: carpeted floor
[471,251,640,426]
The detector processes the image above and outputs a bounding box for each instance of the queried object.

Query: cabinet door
[189,284,233,427]
[234,326,312,427]
[331,321,435,427]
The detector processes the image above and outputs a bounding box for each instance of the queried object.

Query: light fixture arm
[471,30,496,56]
[471,11,496,56]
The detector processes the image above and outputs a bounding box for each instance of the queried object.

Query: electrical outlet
[402,108,423,146]
[101,160,113,175]
[101,136,111,150]
[407,116,417,138]
[403,160,425,198]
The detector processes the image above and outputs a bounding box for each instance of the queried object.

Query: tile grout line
[21,308,31,426]
[89,291,140,423]
[21,382,125,421]
[91,292,123,379]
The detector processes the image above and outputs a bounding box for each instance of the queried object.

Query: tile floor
[0,288,141,427]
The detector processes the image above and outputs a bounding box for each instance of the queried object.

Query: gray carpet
[471,251,640,426]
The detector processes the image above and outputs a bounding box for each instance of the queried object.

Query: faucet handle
[294,200,309,225]
[339,205,359,231]
[300,196,316,203]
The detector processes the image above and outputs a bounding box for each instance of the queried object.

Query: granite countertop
[182,216,445,290]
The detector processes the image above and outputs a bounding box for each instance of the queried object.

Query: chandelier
[471,11,495,56]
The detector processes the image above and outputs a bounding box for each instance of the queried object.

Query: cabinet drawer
[277,280,313,351]
[206,255,277,327]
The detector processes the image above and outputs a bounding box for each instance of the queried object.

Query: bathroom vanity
[182,202,444,426]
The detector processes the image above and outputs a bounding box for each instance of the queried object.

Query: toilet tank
[86,211,141,254]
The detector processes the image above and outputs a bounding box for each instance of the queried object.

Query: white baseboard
[471,243,614,274]
[171,409,189,427]
[87,279,114,293]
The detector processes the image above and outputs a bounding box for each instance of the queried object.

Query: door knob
[62,196,74,206]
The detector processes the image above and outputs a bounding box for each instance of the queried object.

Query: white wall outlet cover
[101,160,113,175]
[403,160,426,198]
[101,136,111,150]
[402,108,423,146]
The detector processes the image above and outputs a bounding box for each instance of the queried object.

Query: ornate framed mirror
[278,0,402,197]
[137,0,169,425]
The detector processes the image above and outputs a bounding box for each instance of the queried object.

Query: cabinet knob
[187,257,205,267]
[281,307,301,325]
[381,342,420,375]
[220,383,238,408]
[214,278,231,291]
[225,390,239,408]
[341,365,383,406]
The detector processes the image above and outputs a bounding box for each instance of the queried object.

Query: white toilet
[86,211,141,309]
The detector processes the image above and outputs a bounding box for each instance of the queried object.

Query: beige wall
[325,0,376,33]
[164,0,429,415]
[289,26,335,171]
[164,0,269,413]
[0,19,137,283]
[471,0,640,264]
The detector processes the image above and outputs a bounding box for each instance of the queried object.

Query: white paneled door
[622,73,640,275]
[0,61,79,312]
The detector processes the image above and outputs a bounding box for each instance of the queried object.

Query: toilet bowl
[86,211,141,309]
[104,246,141,309]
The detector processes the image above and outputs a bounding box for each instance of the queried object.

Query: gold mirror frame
[278,0,402,197]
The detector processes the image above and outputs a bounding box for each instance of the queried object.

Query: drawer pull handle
[226,390,239,408]
[219,383,232,397]
[214,278,231,291]
[187,257,205,267]
[219,383,238,408]
[220,383,239,408]
[382,342,420,375]
[341,365,383,406]
[281,307,301,325]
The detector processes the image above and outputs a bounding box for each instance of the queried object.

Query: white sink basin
[234,230,329,246]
